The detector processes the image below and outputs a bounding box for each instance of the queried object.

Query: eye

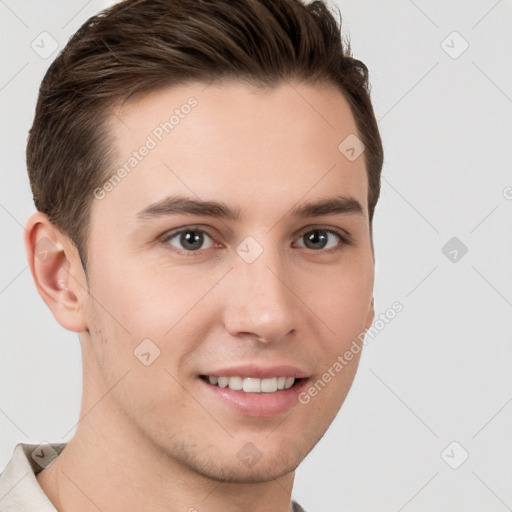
[163,228,217,254]
[160,225,351,256]
[294,228,348,251]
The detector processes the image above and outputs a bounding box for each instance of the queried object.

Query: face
[82,80,375,482]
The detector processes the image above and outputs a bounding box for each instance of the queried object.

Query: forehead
[92,80,368,228]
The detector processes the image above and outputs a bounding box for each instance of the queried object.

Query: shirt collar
[0,442,66,511]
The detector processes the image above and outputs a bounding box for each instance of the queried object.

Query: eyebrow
[136,193,364,222]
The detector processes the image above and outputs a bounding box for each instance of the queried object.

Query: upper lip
[200,364,309,379]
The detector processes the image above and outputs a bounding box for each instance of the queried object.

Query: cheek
[85,298,195,422]
[88,246,218,341]
[300,257,372,410]
[114,363,189,424]
[83,258,218,405]
[303,362,360,430]
[311,260,373,341]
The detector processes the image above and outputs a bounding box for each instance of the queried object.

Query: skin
[26,80,375,512]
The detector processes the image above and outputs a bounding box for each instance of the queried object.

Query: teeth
[284,377,295,389]
[228,376,243,390]
[261,378,278,393]
[206,376,297,393]
[243,378,261,393]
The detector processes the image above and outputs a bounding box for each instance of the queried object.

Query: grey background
[1,1,511,511]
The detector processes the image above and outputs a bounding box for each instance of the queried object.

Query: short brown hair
[27,0,383,273]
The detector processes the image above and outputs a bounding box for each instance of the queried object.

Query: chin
[193,453,302,484]
[169,438,309,484]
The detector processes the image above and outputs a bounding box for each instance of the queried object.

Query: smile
[201,375,296,393]
[197,364,309,416]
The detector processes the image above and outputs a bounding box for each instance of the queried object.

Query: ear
[364,296,375,331]
[24,211,89,333]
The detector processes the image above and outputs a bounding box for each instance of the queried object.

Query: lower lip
[199,377,308,417]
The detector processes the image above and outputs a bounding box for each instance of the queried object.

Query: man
[0,0,383,510]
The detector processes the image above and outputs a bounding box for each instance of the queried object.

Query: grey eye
[296,229,340,250]
[167,230,215,252]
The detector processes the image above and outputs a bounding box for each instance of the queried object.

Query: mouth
[199,375,304,393]
[197,366,310,417]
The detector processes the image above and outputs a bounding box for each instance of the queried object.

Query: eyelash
[160,225,352,257]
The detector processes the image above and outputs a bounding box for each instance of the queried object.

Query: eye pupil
[181,231,204,250]
[304,230,328,249]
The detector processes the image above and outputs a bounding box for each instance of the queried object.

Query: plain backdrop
[1,1,511,511]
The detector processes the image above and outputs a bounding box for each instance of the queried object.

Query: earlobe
[24,212,88,333]
[365,296,375,331]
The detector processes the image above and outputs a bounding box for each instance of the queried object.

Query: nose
[221,244,298,344]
